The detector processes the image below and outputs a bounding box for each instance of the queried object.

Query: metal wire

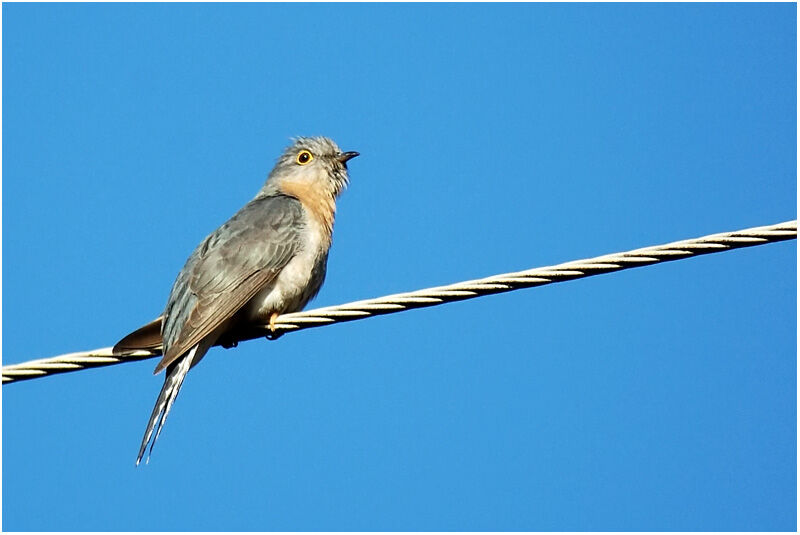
[3,219,796,384]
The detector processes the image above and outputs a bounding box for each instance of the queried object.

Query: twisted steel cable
[3,219,796,384]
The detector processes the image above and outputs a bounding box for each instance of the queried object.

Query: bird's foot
[220,339,238,349]
[265,312,283,340]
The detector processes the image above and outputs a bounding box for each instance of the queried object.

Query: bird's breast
[244,213,330,322]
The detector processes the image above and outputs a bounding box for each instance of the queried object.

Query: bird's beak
[337,151,360,163]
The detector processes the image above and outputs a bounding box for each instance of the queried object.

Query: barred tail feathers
[136,341,210,465]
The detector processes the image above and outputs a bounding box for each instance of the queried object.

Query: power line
[3,219,795,384]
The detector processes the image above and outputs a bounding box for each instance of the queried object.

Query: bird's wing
[154,194,305,374]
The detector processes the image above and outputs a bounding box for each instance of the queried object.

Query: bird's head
[266,136,359,199]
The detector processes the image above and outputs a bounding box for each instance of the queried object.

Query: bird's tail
[136,341,210,465]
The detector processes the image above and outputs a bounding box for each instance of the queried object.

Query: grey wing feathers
[154,194,305,373]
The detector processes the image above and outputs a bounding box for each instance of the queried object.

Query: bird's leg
[265,312,283,340]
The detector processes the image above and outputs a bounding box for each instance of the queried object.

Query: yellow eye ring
[296,150,314,165]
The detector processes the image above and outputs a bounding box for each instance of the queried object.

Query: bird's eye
[296,150,313,165]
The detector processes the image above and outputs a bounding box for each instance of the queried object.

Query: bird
[112,136,358,465]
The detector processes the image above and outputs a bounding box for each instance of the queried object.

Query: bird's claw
[265,312,283,340]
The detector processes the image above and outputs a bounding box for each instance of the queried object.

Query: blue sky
[2,3,796,531]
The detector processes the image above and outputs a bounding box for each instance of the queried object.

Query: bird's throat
[278,180,336,245]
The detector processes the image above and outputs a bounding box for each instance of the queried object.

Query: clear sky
[2,3,796,531]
